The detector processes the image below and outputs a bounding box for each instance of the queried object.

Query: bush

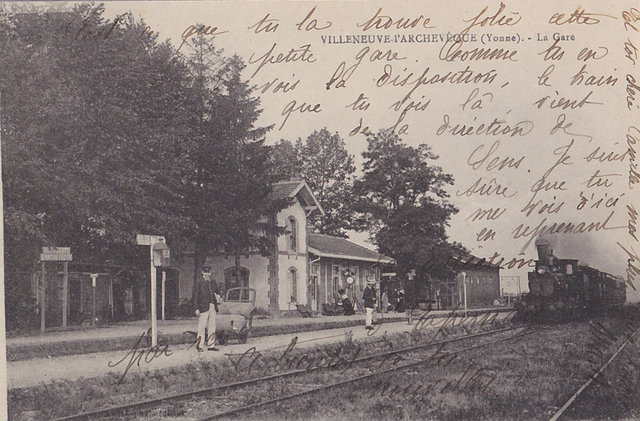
[253,306,271,317]
[176,298,194,318]
[5,276,39,332]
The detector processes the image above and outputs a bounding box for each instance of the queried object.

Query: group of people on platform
[193,264,393,351]
[333,278,378,330]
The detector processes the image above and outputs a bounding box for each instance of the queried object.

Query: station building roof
[272,178,324,217]
[308,233,394,264]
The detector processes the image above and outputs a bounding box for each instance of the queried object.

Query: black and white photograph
[1,1,639,419]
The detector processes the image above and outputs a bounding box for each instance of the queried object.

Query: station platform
[7,308,514,390]
[6,307,512,362]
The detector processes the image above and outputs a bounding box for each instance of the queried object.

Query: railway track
[53,324,537,421]
[197,326,544,421]
[549,322,640,421]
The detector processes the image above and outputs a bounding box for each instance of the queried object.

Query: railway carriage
[517,238,626,321]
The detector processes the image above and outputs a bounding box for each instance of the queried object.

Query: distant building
[396,254,500,310]
[433,255,500,309]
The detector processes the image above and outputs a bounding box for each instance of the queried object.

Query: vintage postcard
[1,0,640,419]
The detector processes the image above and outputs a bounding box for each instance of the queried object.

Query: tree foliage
[1,5,289,316]
[354,129,462,279]
[1,5,191,272]
[162,32,290,297]
[272,128,356,237]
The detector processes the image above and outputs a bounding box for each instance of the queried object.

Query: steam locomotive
[516,238,626,320]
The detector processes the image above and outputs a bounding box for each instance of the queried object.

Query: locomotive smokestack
[535,237,552,261]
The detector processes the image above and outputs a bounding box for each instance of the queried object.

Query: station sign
[40,247,72,261]
[136,234,165,245]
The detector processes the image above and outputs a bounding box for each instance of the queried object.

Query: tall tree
[269,139,301,181]
[354,129,461,281]
[0,4,196,324]
[272,129,356,237]
[178,36,289,302]
[0,5,191,270]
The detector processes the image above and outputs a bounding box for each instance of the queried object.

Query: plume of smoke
[537,233,620,275]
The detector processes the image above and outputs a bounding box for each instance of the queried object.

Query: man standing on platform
[362,278,377,330]
[195,265,219,351]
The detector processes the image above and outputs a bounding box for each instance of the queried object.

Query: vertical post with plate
[150,245,157,346]
[137,234,168,348]
[62,261,68,328]
[161,270,166,321]
[40,247,72,331]
[91,274,97,326]
[40,261,46,333]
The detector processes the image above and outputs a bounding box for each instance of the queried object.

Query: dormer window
[287,216,297,252]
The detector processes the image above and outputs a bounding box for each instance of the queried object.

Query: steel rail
[53,325,522,421]
[197,327,544,421]
[548,324,640,421]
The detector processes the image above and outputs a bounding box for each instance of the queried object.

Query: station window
[287,217,297,252]
[290,268,298,302]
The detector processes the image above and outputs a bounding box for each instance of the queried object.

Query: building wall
[209,255,271,309]
[455,267,500,308]
[180,254,271,310]
[276,200,308,312]
[316,257,381,311]
[173,198,393,316]
[276,200,308,253]
[278,253,307,311]
[177,200,310,315]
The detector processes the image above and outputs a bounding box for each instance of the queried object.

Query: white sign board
[40,247,72,261]
[136,234,165,245]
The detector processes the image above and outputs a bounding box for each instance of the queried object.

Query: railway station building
[176,178,394,316]
[307,233,394,312]
[25,178,394,328]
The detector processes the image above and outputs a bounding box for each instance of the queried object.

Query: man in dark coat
[338,289,355,316]
[195,265,219,351]
[362,278,377,329]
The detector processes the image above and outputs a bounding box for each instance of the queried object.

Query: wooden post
[40,261,46,333]
[34,271,39,306]
[91,274,96,326]
[109,278,114,322]
[62,261,68,328]
[463,272,468,317]
[150,246,157,347]
[161,270,166,321]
